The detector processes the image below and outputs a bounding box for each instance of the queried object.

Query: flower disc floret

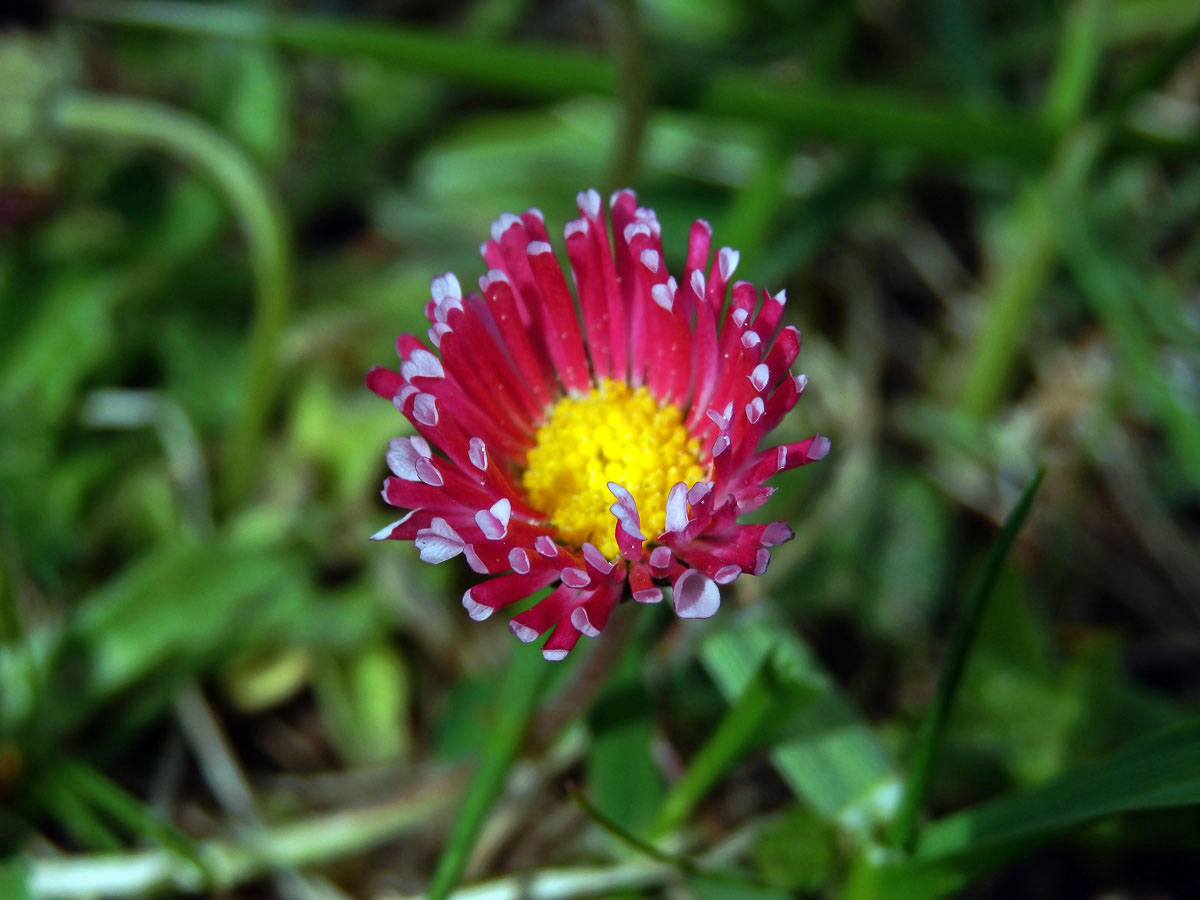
[367,188,829,660]
[522,379,705,558]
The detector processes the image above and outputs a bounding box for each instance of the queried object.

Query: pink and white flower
[368,189,828,660]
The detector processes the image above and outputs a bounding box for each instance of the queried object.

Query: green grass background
[2,1,1200,897]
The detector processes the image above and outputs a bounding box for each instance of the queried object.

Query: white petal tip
[510,622,538,643]
[718,247,740,280]
[570,607,600,638]
[633,588,663,604]
[370,522,398,541]
[462,592,494,622]
[673,570,720,619]
[714,565,741,585]
[577,188,601,219]
[651,283,673,311]
[610,188,635,207]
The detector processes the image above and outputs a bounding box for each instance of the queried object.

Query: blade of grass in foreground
[425,640,551,900]
[889,469,1044,851]
[847,716,1200,900]
[918,715,1200,858]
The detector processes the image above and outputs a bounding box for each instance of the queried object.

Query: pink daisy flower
[367,189,829,660]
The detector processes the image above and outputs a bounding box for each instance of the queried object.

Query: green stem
[48,90,292,512]
[605,0,650,191]
[955,183,1057,418]
[426,642,552,900]
[889,469,1045,852]
[957,126,1104,418]
[571,786,694,872]
[653,648,815,836]
[1042,0,1109,130]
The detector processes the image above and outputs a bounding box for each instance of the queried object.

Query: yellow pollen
[522,379,706,559]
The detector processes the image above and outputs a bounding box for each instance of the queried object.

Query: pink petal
[475,498,512,540]
[415,518,464,564]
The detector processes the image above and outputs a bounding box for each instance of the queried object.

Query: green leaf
[1042,0,1109,129]
[1061,220,1200,492]
[219,48,292,168]
[701,615,899,835]
[0,269,126,424]
[0,534,312,738]
[51,760,209,881]
[72,2,1058,164]
[315,642,411,766]
[687,869,795,900]
[848,718,1200,900]
[917,716,1200,859]
[587,634,665,838]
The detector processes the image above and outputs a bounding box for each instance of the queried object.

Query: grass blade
[847,716,1200,900]
[1043,0,1109,129]
[889,469,1044,851]
[655,648,818,836]
[917,715,1200,858]
[425,641,551,900]
[69,1,1057,165]
[53,760,208,880]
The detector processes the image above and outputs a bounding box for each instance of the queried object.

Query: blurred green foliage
[2,1,1200,898]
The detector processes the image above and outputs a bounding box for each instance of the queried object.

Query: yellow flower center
[522,379,706,559]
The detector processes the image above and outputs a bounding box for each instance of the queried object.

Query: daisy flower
[368,189,828,660]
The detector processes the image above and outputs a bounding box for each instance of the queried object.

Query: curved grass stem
[49,90,292,513]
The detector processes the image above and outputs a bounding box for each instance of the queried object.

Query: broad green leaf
[701,614,899,835]
[0,535,312,737]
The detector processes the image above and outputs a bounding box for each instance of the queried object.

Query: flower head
[368,189,828,659]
